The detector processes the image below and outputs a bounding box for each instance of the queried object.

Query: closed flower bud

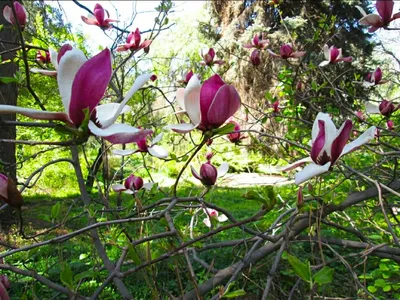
[199,163,218,186]
[250,49,261,66]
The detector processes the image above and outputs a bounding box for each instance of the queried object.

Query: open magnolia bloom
[281,113,376,185]
[203,208,228,228]
[356,0,400,32]
[319,44,352,67]
[363,67,387,87]
[81,3,118,29]
[31,44,71,76]
[116,28,152,52]
[112,174,153,194]
[168,74,241,133]
[112,133,169,159]
[243,34,269,50]
[267,43,306,59]
[0,48,152,144]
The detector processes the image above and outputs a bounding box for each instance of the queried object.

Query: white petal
[203,217,211,228]
[151,133,163,145]
[318,60,330,67]
[112,149,137,156]
[95,103,131,127]
[101,74,151,128]
[365,101,380,114]
[123,190,134,195]
[88,121,151,144]
[3,6,12,24]
[323,44,330,60]
[294,162,331,185]
[30,68,57,76]
[217,162,229,178]
[185,75,201,125]
[167,123,198,133]
[143,182,154,190]
[57,49,87,114]
[111,184,126,192]
[49,48,59,69]
[176,88,185,110]
[355,5,367,17]
[278,157,313,172]
[217,214,228,222]
[0,104,70,123]
[341,126,376,157]
[148,145,168,158]
[363,81,375,88]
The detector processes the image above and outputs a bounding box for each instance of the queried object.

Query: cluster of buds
[3,1,27,29]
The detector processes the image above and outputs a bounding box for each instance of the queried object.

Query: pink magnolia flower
[267,43,306,59]
[116,28,152,52]
[355,110,365,122]
[387,120,394,130]
[0,48,152,144]
[191,161,229,186]
[178,70,194,85]
[200,48,225,67]
[363,67,388,87]
[112,174,153,194]
[281,113,376,185]
[250,49,261,66]
[81,3,118,29]
[227,120,245,143]
[112,133,169,159]
[356,0,400,32]
[379,100,398,117]
[3,1,27,28]
[272,100,280,113]
[243,34,269,50]
[168,74,241,133]
[203,208,228,227]
[319,44,352,67]
[36,50,51,64]
[297,186,304,207]
[0,173,23,209]
[31,45,71,76]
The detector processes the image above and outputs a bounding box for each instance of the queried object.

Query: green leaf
[212,123,236,135]
[51,202,61,220]
[223,289,246,298]
[0,77,19,84]
[286,253,312,283]
[313,266,334,285]
[74,270,96,282]
[383,285,391,292]
[374,278,387,288]
[368,286,377,293]
[127,244,142,265]
[60,263,74,289]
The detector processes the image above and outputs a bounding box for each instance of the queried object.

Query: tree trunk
[0,1,19,231]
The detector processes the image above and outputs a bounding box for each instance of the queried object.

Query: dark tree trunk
[0,1,19,231]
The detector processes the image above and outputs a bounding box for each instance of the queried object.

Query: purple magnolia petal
[0,174,7,200]
[280,44,293,58]
[341,126,376,157]
[376,0,394,24]
[312,113,337,158]
[57,49,87,117]
[310,120,326,163]
[392,12,400,20]
[191,166,202,181]
[167,123,198,133]
[148,145,168,158]
[94,3,106,24]
[81,16,99,26]
[330,47,340,62]
[207,85,241,128]
[69,48,112,126]
[330,120,352,165]
[291,51,306,58]
[295,162,331,185]
[267,49,280,58]
[0,105,71,124]
[338,56,353,63]
[88,121,152,144]
[100,74,151,128]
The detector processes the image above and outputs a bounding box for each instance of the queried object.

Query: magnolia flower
[250,49,261,66]
[36,50,51,64]
[81,3,117,29]
[267,43,306,59]
[178,70,194,85]
[355,110,365,122]
[191,161,229,186]
[0,274,10,300]
[281,113,376,185]
[363,67,387,87]
[3,1,27,28]
[0,48,152,144]
[168,74,241,133]
[356,0,400,32]
[319,45,352,67]
[200,48,225,67]
[387,120,394,130]
[272,100,280,113]
[31,45,71,76]
[227,120,245,143]
[112,174,153,194]
[116,28,152,52]
[112,133,169,159]
[0,173,23,209]
[203,208,228,227]
[366,99,399,117]
[243,34,269,50]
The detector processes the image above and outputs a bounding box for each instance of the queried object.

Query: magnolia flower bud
[250,49,261,66]
[124,175,144,191]
[379,100,396,117]
[199,163,218,186]
[387,120,394,130]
